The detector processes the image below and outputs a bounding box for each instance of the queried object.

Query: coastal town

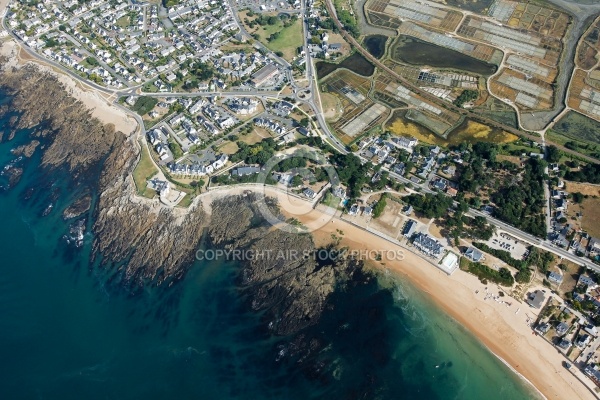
[5,0,600,397]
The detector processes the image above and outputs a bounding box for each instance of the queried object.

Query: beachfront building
[303,188,317,199]
[526,290,546,309]
[464,247,484,263]
[585,364,600,388]
[412,233,443,258]
[536,322,550,334]
[147,178,170,196]
[403,219,418,238]
[440,252,459,274]
[558,339,571,350]
[556,322,570,336]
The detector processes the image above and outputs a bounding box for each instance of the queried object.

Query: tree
[453,90,479,107]
[291,175,303,187]
[372,194,387,218]
[546,145,562,163]
[572,192,584,204]
[86,57,99,66]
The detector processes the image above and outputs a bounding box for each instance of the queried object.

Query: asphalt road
[5,1,599,273]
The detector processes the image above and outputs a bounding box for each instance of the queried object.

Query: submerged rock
[0,58,369,346]
[63,194,92,220]
[11,140,39,158]
[206,194,363,336]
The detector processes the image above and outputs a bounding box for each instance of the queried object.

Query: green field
[257,19,303,61]
[116,16,130,28]
[132,142,159,198]
[552,111,600,143]
[548,112,600,159]
[322,191,341,209]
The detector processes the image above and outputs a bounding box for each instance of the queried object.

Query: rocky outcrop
[0,58,366,340]
[0,61,207,285]
[0,64,117,179]
[11,140,39,158]
[206,194,363,336]
[62,194,92,220]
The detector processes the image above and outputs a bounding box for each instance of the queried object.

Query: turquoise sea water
[0,108,538,399]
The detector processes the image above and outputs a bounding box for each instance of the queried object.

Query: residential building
[391,136,418,152]
[403,219,418,238]
[579,274,596,288]
[585,364,600,387]
[556,322,569,336]
[576,334,591,348]
[548,271,563,284]
[303,188,316,199]
[332,186,347,200]
[557,339,571,350]
[464,247,484,263]
[536,322,550,334]
[232,166,260,177]
[589,237,600,254]
[412,233,443,257]
[526,290,546,309]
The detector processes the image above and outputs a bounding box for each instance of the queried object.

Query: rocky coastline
[0,60,366,347]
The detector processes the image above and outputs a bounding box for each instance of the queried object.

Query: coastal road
[388,162,599,273]
[5,1,599,272]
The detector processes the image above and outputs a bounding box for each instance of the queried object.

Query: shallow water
[0,102,537,399]
[392,36,498,76]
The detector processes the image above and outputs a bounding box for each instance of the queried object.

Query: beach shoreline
[0,26,595,400]
[203,186,597,400]
[308,208,597,400]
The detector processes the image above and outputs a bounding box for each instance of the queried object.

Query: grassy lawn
[177,193,194,208]
[142,83,159,93]
[240,127,271,144]
[547,129,599,159]
[264,19,303,61]
[581,196,600,238]
[133,142,159,198]
[322,191,341,209]
[240,12,302,62]
[219,141,239,155]
[116,16,130,28]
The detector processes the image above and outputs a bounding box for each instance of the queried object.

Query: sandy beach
[0,14,594,396]
[299,199,596,400]
[203,186,597,400]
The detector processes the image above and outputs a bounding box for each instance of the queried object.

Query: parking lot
[484,231,529,260]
